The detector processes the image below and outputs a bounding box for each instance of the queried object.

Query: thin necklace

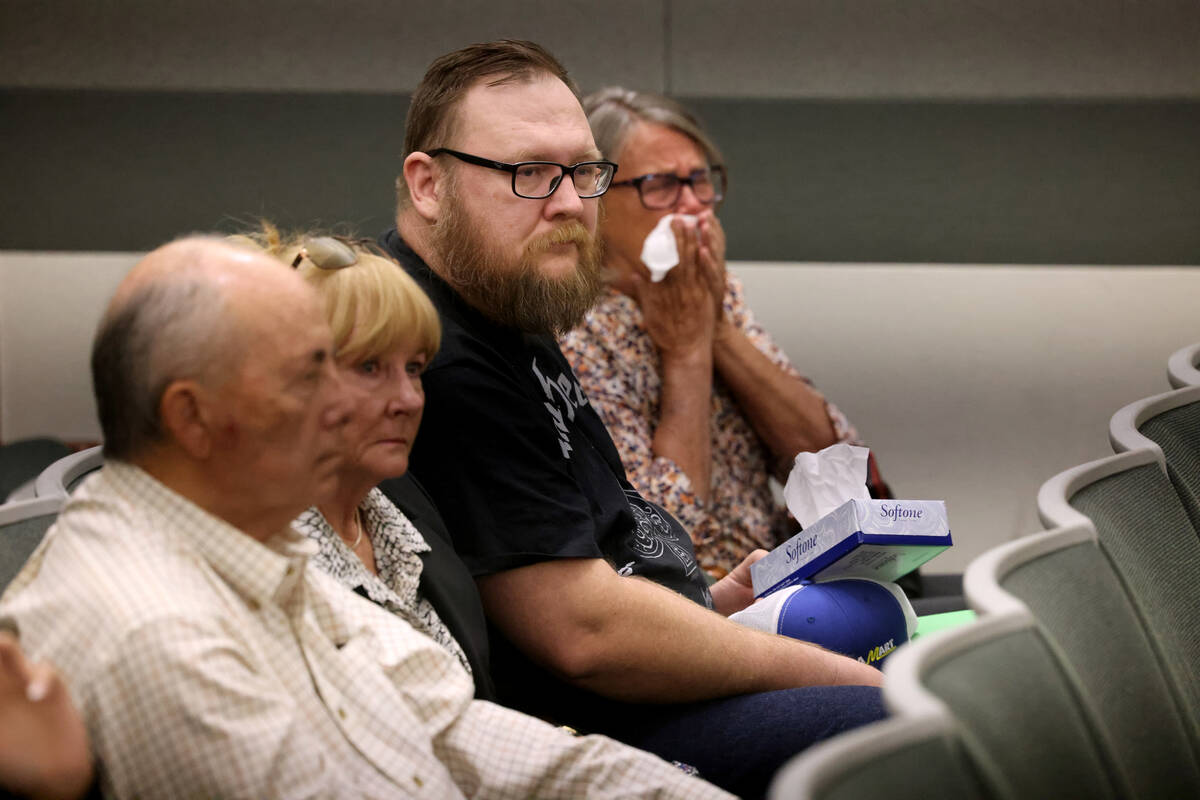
[348,509,364,550]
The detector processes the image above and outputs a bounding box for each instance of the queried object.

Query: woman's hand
[695,210,727,323]
[631,215,723,361]
[632,214,722,502]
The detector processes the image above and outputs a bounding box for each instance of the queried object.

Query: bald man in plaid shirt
[0,237,730,799]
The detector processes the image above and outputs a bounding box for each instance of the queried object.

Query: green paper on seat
[913,609,976,639]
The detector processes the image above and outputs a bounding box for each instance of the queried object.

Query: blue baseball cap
[731,578,917,666]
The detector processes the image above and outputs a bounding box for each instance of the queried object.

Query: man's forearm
[478,559,882,704]
[568,573,883,699]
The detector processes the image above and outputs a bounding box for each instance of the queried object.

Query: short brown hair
[396,39,579,206]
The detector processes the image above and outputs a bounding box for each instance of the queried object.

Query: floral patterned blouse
[295,488,470,674]
[560,271,875,579]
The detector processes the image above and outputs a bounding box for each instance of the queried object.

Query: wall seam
[662,0,673,95]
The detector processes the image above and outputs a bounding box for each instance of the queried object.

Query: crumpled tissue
[640,213,698,282]
[784,443,871,529]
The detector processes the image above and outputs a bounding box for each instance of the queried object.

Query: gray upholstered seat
[0,495,62,592]
[1039,447,1200,744]
[1110,384,1200,536]
[768,713,991,800]
[884,612,1129,800]
[965,523,1200,796]
[0,437,72,502]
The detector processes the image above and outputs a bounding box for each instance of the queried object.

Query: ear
[403,151,443,223]
[158,380,216,460]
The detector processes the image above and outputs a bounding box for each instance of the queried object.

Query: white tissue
[640,213,698,282]
[784,443,872,529]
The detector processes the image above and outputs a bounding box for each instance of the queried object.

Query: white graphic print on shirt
[624,491,700,578]
[531,357,589,459]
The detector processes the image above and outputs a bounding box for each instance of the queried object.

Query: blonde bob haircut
[229,223,441,364]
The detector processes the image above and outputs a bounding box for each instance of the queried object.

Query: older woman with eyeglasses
[560,88,891,582]
[230,225,494,700]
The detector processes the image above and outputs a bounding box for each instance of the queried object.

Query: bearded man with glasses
[559,88,894,588]
[382,41,886,800]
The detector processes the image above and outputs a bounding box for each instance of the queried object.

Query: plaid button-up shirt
[1,461,731,799]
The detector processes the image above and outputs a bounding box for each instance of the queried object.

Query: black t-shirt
[381,230,712,721]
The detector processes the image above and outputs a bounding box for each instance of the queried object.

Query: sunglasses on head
[291,236,383,270]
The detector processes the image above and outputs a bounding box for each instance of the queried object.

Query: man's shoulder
[378,228,463,322]
[376,229,570,384]
[2,473,244,680]
[379,228,512,371]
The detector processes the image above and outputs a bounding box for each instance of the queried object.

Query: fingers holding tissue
[640,213,697,283]
[632,214,719,357]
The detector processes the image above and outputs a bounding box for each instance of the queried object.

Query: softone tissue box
[751,500,951,598]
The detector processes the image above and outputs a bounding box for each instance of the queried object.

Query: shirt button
[285,565,295,576]
[337,707,347,720]
[413,776,424,788]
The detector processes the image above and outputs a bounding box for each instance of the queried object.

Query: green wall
[3,90,1197,263]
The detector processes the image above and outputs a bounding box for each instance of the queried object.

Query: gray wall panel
[1,90,411,249]
[1,90,1197,263]
[671,0,1200,99]
[0,1,667,93]
[693,99,1200,263]
[5,2,1200,99]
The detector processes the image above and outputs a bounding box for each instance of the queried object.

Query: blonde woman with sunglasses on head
[231,225,495,700]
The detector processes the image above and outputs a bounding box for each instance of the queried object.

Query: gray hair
[583,87,725,169]
[91,272,238,460]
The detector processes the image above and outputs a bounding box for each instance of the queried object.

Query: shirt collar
[105,461,318,609]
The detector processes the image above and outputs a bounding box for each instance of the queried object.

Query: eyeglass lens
[514,162,614,199]
[640,168,724,209]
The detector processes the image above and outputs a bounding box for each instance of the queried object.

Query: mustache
[524,221,595,255]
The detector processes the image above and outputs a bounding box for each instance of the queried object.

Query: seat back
[884,612,1129,800]
[0,437,72,501]
[769,713,991,800]
[1110,385,1200,536]
[34,445,103,499]
[0,495,62,592]
[1168,340,1200,388]
[1039,448,1200,738]
[965,523,1200,795]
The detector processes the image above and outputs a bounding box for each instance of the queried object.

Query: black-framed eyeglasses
[426,148,618,199]
[609,165,727,210]
[291,236,381,270]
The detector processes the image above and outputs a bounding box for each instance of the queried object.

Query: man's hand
[478,558,883,704]
[0,631,93,800]
[710,548,768,617]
